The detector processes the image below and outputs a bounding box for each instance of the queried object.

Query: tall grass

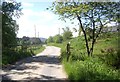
[2,45,45,66]
[2,49,32,65]
[28,45,45,55]
[49,32,120,80]
[63,57,120,80]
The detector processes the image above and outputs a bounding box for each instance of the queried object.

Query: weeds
[49,32,120,80]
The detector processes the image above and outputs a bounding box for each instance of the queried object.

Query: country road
[1,46,68,81]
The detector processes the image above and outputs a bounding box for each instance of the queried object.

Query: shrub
[64,57,120,80]
[53,34,63,43]
[100,49,120,69]
[2,49,32,65]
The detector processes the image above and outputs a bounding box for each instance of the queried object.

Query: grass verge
[2,45,45,66]
[48,32,120,80]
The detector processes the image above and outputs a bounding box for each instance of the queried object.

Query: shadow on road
[2,55,61,70]
[2,55,62,81]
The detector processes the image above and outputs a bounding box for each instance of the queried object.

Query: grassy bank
[48,32,120,80]
[2,44,45,66]
[28,45,45,55]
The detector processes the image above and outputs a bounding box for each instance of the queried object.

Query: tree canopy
[47,36,54,43]
[2,1,22,48]
[62,27,72,41]
[49,1,120,56]
[54,34,63,43]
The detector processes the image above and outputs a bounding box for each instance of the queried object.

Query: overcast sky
[15,0,79,38]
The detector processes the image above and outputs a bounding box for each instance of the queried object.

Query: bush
[49,32,120,80]
[2,49,32,65]
[100,49,120,69]
[64,57,120,80]
[53,34,63,43]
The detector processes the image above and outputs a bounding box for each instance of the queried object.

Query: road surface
[1,46,68,81]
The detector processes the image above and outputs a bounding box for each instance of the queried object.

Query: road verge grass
[48,32,120,80]
[2,45,45,66]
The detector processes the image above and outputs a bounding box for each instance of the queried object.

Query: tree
[21,36,30,50]
[62,27,72,41]
[2,1,22,48]
[47,36,54,43]
[54,34,63,43]
[49,1,120,56]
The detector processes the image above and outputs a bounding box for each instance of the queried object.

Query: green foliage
[99,47,120,69]
[1,1,45,66]
[49,32,119,80]
[29,45,45,55]
[2,49,32,65]
[2,45,45,65]
[22,36,42,45]
[1,0,35,66]
[47,27,72,43]
[2,1,22,48]
[48,2,120,80]
[64,57,120,80]
[47,36,54,43]
[93,32,118,55]
[49,1,120,56]
[62,27,72,41]
[53,34,63,43]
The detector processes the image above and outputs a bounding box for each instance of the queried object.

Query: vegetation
[47,36,54,43]
[49,1,120,56]
[2,1,22,48]
[62,27,73,41]
[47,27,73,43]
[48,32,120,80]
[47,2,120,80]
[2,49,32,65]
[1,0,120,80]
[28,45,45,55]
[2,1,45,66]
[53,34,63,43]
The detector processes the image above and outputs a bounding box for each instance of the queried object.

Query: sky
[11,0,117,38]
[15,0,79,39]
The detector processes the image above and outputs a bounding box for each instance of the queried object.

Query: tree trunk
[78,25,81,36]
[76,14,90,56]
[90,15,95,56]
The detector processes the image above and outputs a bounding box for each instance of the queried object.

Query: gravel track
[1,46,68,81]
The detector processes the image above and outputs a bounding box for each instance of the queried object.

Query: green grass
[63,57,120,80]
[2,49,32,66]
[49,32,120,80]
[93,34,118,55]
[2,44,45,66]
[31,45,45,55]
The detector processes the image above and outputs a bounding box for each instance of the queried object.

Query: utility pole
[34,25,36,38]
[58,28,60,35]
[34,25,36,49]
[38,32,39,38]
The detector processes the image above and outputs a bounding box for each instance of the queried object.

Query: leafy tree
[49,1,120,56]
[62,27,72,41]
[54,34,63,43]
[2,1,22,48]
[21,36,30,50]
[47,36,54,43]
